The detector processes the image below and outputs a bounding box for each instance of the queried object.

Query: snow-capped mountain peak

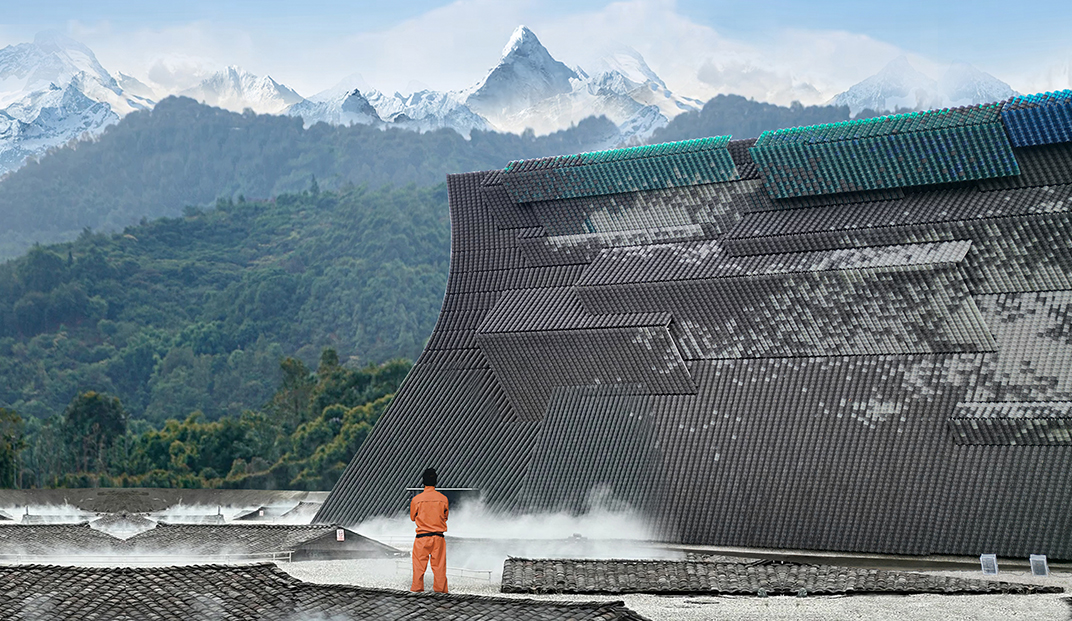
[464,25,578,121]
[114,72,158,101]
[830,56,1017,115]
[307,73,372,103]
[592,45,667,91]
[179,66,304,114]
[0,30,120,107]
[940,62,1017,107]
[0,31,156,177]
[500,25,543,60]
[829,56,940,115]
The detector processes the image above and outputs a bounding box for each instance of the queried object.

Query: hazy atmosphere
[3,0,1070,104]
[1,2,1072,619]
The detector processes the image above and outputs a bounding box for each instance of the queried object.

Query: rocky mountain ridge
[0,28,1029,179]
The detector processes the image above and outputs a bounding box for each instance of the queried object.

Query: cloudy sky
[2,0,1070,105]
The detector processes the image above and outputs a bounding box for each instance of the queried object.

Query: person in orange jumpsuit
[410,467,449,593]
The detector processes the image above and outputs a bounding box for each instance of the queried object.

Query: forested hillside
[650,94,879,144]
[0,184,449,424]
[2,351,408,489]
[0,96,616,259]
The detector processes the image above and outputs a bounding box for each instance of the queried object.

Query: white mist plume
[352,492,680,578]
[2,503,96,524]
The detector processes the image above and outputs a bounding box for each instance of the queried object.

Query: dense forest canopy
[10,351,409,490]
[0,184,449,424]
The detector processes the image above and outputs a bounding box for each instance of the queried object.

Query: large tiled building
[318,91,1072,558]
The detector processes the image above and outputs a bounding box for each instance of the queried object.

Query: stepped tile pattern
[0,563,648,621]
[1002,90,1072,147]
[318,91,1072,559]
[502,137,739,203]
[501,558,1063,596]
[750,104,1020,198]
[949,402,1072,445]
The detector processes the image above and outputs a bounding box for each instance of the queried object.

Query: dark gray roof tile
[502,558,1061,595]
[0,563,648,620]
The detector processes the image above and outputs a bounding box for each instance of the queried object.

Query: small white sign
[980,554,998,575]
[1030,554,1049,576]
[336,528,345,541]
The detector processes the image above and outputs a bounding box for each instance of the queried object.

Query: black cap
[422,468,437,487]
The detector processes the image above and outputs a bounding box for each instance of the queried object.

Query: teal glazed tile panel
[752,125,1019,198]
[755,104,1003,147]
[750,104,1019,199]
[501,136,739,203]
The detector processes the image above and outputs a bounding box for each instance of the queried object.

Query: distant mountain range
[0,32,153,176]
[284,27,701,143]
[0,28,1023,179]
[829,56,1018,115]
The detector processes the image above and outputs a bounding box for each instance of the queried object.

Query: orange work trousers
[411,535,448,593]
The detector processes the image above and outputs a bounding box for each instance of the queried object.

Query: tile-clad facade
[317,99,1072,559]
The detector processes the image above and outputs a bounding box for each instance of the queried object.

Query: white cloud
[1018,53,1072,94]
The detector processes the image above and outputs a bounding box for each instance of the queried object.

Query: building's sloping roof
[501,558,1062,595]
[123,523,343,555]
[502,136,739,202]
[0,563,648,621]
[317,92,1072,559]
[0,524,119,555]
[1001,90,1072,146]
[0,524,397,558]
[750,103,1019,197]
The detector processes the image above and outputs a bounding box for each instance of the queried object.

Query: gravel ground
[281,559,1072,621]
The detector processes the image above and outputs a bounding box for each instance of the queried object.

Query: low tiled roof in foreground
[0,523,398,559]
[501,558,1062,596]
[318,90,1072,560]
[0,563,648,621]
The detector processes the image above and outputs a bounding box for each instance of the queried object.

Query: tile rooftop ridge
[503,135,732,173]
[754,101,1005,147]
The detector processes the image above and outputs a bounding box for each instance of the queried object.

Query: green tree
[268,357,315,433]
[61,391,128,474]
[17,246,66,293]
[0,408,25,488]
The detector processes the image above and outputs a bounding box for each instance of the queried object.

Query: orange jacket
[410,486,449,534]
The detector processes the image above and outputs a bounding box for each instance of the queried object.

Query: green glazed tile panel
[754,104,1004,147]
[502,136,738,203]
[751,122,1019,199]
